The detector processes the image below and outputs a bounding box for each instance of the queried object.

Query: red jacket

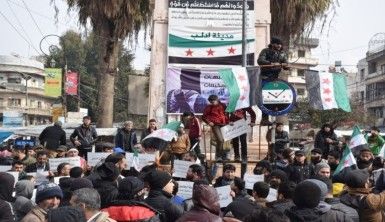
[202,103,228,125]
[229,107,256,123]
[188,117,202,139]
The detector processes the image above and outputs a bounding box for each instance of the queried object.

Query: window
[7,77,21,84]
[297,88,305,96]
[0,98,4,106]
[360,91,364,102]
[297,50,306,58]
[369,62,377,74]
[8,98,21,107]
[360,69,365,80]
[297,69,305,77]
[381,64,385,74]
[37,101,42,108]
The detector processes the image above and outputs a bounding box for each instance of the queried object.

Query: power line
[21,0,45,37]
[0,9,40,55]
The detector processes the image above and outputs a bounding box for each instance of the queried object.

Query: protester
[273,148,294,171]
[100,142,114,153]
[57,162,71,177]
[13,146,36,166]
[314,162,331,178]
[266,123,289,157]
[69,166,83,178]
[253,181,270,208]
[103,176,160,221]
[310,148,326,166]
[186,164,206,182]
[144,170,183,222]
[141,119,158,141]
[66,148,87,169]
[340,169,385,221]
[269,169,288,189]
[182,111,202,155]
[202,94,228,161]
[0,172,15,222]
[47,206,87,222]
[11,160,25,172]
[253,160,272,180]
[70,116,98,159]
[327,150,340,175]
[38,121,66,157]
[176,184,221,222]
[25,150,50,173]
[267,181,296,213]
[21,183,63,222]
[314,124,338,158]
[224,177,257,220]
[170,123,191,160]
[14,180,35,221]
[92,162,120,208]
[115,121,139,152]
[285,150,313,184]
[214,164,238,187]
[356,147,374,170]
[229,107,256,162]
[366,126,385,156]
[56,145,67,158]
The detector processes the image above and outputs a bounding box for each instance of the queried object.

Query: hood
[15,180,35,199]
[0,172,15,202]
[315,201,331,214]
[192,184,221,216]
[340,193,362,209]
[286,207,322,222]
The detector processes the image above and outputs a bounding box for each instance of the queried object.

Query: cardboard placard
[87,152,110,167]
[28,171,49,185]
[49,157,81,172]
[220,119,249,141]
[244,174,264,190]
[172,160,194,178]
[266,188,278,202]
[215,185,232,208]
[0,165,12,172]
[126,153,156,171]
[177,181,194,200]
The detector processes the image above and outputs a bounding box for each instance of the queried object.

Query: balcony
[288,57,319,67]
[0,106,51,116]
[293,38,320,48]
[0,83,45,96]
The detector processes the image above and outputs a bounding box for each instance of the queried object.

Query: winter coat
[14,180,35,221]
[176,185,222,222]
[224,191,259,220]
[325,197,359,222]
[267,199,295,213]
[93,180,119,209]
[144,190,183,222]
[170,134,190,154]
[184,116,202,139]
[213,176,236,188]
[20,206,46,222]
[366,134,385,156]
[257,46,288,79]
[285,161,314,184]
[24,163,50,173]
[317,201,353,222]
[0,172,15,222]
[229,107,256,123]
[103,200,160,222]
[202,103,228,126]
[70,124,98,149]
[314,129,338,157]
[86,212,116,222]
[285,203,353,222]
[0,199,14,222]
[115,128,138,152]
[340,188,385,222]
[266,129,290,153]
[38,125,66,150]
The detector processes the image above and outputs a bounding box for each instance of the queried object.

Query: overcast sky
[0,0,384,72]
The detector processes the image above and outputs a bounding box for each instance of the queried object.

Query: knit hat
[314,162,330,175]
[311,148,323,155]
[57,145,67,152]
[345,169,369,188]
[47,206,86,222]
[271,37,282,45]
[36,183,63,204]
[305,179,328,200]
[295,150,305,156]
[145,170,172,190]
[118,176,145,198]
[293,181,321,208]
[270,169,288,182]
[70,178,93,191]
[97,162,120,181]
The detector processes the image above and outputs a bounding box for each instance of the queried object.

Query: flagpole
[241,0,247,67]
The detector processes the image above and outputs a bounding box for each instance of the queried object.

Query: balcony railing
[288,57,319,66]
[0,106,51,116]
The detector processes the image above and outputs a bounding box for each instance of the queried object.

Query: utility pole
[241,0,247,67]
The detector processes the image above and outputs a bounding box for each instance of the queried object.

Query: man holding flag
[365,126,385,156]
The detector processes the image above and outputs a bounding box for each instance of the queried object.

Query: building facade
[0,55,54,126]
[287,38,319,100]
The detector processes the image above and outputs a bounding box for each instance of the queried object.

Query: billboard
[44,68,62,97]
[65,71,78,95]
[3,111,23,127]
[168,0,255,65]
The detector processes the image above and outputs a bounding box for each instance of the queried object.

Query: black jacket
[38,125,66,150]
[325,198,359,222]
[267,199,295,213]
[266,129,290,153]
[257,46,288,79]
[285,161,314,184]
[93,179,119,209]
[224,191,259,220]
[70,124,98,149]
[314,129,338,157]
[0,172,15,222]
[24,163,50,173]
[115,128,138,152]
[144,190,183,222]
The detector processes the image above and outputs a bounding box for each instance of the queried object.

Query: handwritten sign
[87,152,110,166]
[215,185,232,208]
[266,188,278,202]
[220,119,249,141]
[173,160,194,178]
[244,174,264,190]
[28,171,49,185]
[126,153,156,171]
[177,181,194,199]
[0,165,12,172]
[49,157,81,172]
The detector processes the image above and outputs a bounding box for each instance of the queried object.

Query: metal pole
[271,116,276,162]
[25,77,28,126]
[241,0,247,67]
[63,62,67,122]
